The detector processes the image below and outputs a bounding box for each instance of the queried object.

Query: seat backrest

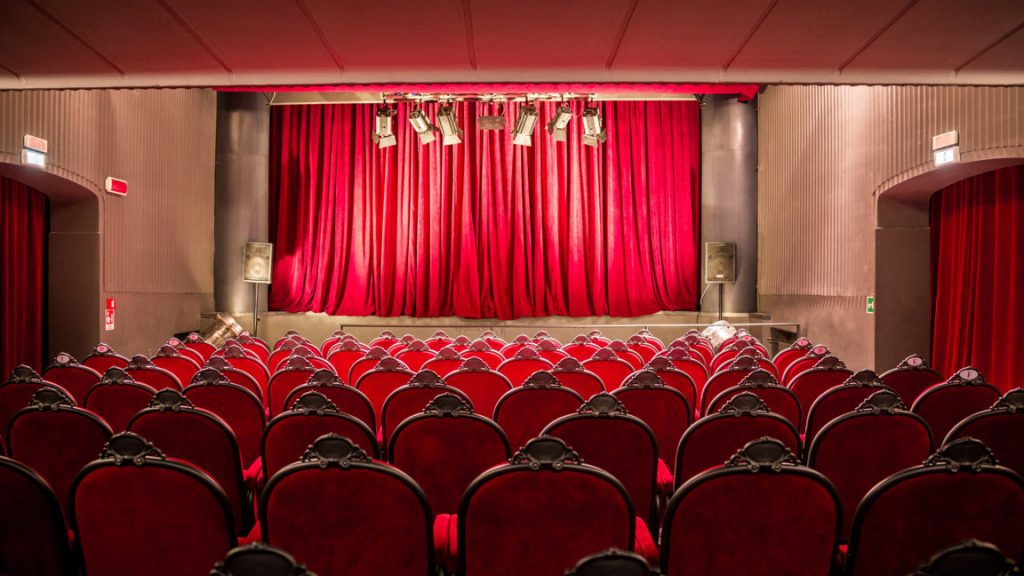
[421,347,465,377]
[641,356,697,409]
[81,343,129,373]
[283,369,376,430]
[425,333,452,351]
[354,357,415,421]
[389,394,511,513]
[326,340,367,383]
[71,432,236,576]
[7,386,112,514]
[625,336,657,365]
[497,348,554,387]
[380,371,470,445]
[151,344,204,393]
[445,358,514,418]
[706,370,802,429]
[368,331,400,350]
[219,345,270,397]
[879,354,945,405]
[567,548,658,576]
[261,434,434,576]
[42,352,101,404]
[262,392,379,479]
[551,357,606,398]
[84,368,158,432]
[266,357,318,416]
[908,540,1020,576]
[542,394,659,526]
[182,332,217,362]
[611,371,692,464]
[944,389,1024,478]
[660,347,709,398]
[125,354,182,391]
[699,356,761,414]
[347,346,390,385]
[781,344,831,385]
[165,338,206,366]
[805,370,895,440]
[267,342,321,374]
[396,340,435,372]
[806,390,934,539]
[846,438,1024,576]
[772,337,813,376]
[458,436,634,576]
[562,338,600,362]
[0,456,72,576]
[493,372,585,450]
[582,348,637,390]
[204,356,264,401]
[462,342,505,369]
[911,367,1002,443]
[662,437,841,576]
[788,356,854,428]
[128,390,248,530]
[675,392,801,487]
[606,340,644,370]
[0,365,67,436]
[211,541,314,576]
[183,368,266,467]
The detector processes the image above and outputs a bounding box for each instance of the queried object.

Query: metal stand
[252,283,260,337]
[717,284,725,321]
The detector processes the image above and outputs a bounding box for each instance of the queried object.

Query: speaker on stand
[243,242,274,337]
[704,242,737,321]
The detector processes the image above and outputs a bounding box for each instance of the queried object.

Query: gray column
[214,92,270,314]
[700,94,758,314]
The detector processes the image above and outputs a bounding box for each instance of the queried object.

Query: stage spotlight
[436,104,464,145]
[408,108,438,144]
[512,104,539,146]
[546,104,573,142]
[372,106,397,148]
[478,102,506,131]
[582,105,607,147]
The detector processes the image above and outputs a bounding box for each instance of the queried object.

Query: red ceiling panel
[30,0,224,73]
[471,0,633,68]
[612,0,773,69]
[845,0,1024,70]
[302,0,471,70]
[0,0,117,76]
[160,0,339,71]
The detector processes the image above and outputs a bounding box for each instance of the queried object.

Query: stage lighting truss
[582,104,607,147]
[546,104,573,142]
[436,103,465,145]
[373,105,398,148]
[408,108,438,144]
[512,103,539,146]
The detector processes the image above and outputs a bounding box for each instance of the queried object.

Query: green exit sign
[866,296,875,314]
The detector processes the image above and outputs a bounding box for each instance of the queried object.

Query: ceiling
[1,0,1022,90]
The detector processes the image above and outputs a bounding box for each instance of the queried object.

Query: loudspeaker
[705,242,737,284]
[243,242,274,284]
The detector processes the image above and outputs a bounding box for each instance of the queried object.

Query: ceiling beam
[605,0,641,69]
[22,0,125,75]
[954,18,1024,73]
[461,0,478,69]
[155,0,233,73]
[294,0,345,73]
[722,0,780,71]
[838,0,919,72]
[0,61,21,78]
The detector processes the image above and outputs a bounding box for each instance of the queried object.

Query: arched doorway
[0,163,101,362]
[874,156,1024,370]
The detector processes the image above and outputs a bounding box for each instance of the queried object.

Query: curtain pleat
[1,176,47,377]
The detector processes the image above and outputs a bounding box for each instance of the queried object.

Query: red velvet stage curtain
[931,164,1024,393]
[269,100,700,319]
[1,176,47,378]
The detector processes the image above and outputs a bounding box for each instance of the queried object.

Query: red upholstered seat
[184,368,266,467]
[347,346,391,385]
[389,394,511,514]
[425,334,453,352]
[218,345,270,399]
[355,357,415,422]
[611,371,692,473]
[262,392,379,480]
[368,331,400,350]
[658,347,709,400]
[606,340,644,370]
[772,337,813,377]
[266,357,318,417]
[421,347,466,377]
[497,348,554,387]
[71,432,237,576]
[444,358,513,418]
[625,336,658,365]
[806,390,933,540]
[705,370,802,429]
[283,370,376,431]
[563,336,600,362]
[81,343,129,373]
[125,354,182,391]
[183,332,217,362]
[722,352,779,377]
[699,356,761,415]
[234,334,270,365]
[675,392,801,487]
[780,344,831,385]
[788,356,854,428]
[380,371,470,447]
[845,438,1024,576]
[261,434,434,576]
[588,330,612,347]
[84,368,158,432]
[456,436,636,576]
[536,339,570,365]
[550,357,605,398]
[42,352,101,404]
[462,341,505,369]
[639,357,697,408]
[944,388,1024,478]
[128,389,249,531]
[804,370,893,440]
[268,342,321,374]
[879,354,945,405]
[203,357,264,402]
[493,372,584,450]
[661,437,841,576]
[542,394,660,526]
[7,386,112,515]
[497,336,532,359]
[1,366,70,436]
[0,456,73,576]
[326,340,367,382]
[151,344,204,394]
[583,348,637,391]
[478,332,507,351]
[449,335,472,353]
[166,339,206,366]
[396,341,436,372]
[911,367,1002,443]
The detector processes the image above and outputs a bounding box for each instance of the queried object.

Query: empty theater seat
[83,368,158,432]
[0,455,73,576]
[444,357,513,417]
[550,357,606,398]
[283,369,376,430]
[493,372,584,450]
[125,354,182,391]
[81,343,130,373]
[0,365,71,436]
[911,367,1002,443]
[42,352,102,404]
[380,371,470,447]
[804,370,894,441]
[497,347,554,387]
[944,388,1024,477]
[705,369,802,429]
[879,354,945,405]
[184,368,266,468]
[787,356,854,428]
